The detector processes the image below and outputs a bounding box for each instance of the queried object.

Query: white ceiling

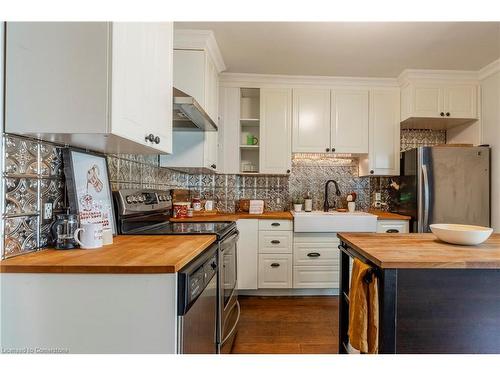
[175,22,500,77]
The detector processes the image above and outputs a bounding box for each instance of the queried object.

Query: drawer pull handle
[270,263,280,268]
[271,222,280,227]
[307,252,321,258]
[271,240,281,244]
[386,229,399,233]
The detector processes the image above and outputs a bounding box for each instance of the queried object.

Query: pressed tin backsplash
[1,128,446,258]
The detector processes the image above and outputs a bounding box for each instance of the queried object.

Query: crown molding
[398,69,479,85]
[478,58,500,81]
[174,29,226,73]
[219,72,399,89]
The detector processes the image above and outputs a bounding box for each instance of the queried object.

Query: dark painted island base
[339,242,500,354]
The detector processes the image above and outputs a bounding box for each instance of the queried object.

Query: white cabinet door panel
[413,86,443,117]
[331,89,369,153]
[258,231,293,254]
[293,242,338,266]
[260,88,292,174]
[292,88,331,152]
[293,266,339,289]
[444,85,477,119]
[237,219,259,290]
[258,219,293,231]
[111,22,173,153]
[258,254,292,288]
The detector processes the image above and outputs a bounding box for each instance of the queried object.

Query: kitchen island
[338,233,500,354]
[0,235,216,354]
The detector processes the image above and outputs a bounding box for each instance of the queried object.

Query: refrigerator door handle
[422,164,430,231]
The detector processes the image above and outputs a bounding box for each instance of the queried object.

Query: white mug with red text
[74,223,103,249]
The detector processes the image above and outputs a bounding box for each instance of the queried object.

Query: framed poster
[63,149,116,235]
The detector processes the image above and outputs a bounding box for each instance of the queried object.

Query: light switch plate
[375,192,382,201]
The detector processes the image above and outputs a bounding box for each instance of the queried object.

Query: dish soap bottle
[304,191,313,212]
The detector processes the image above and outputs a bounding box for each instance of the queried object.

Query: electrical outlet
[375,192,382,201]
[43,203,53,220]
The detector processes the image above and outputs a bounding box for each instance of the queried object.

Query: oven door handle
[221,300,241,345]
[220,231,239,252]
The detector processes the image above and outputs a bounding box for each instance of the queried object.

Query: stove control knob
[126,196,133,204]
[137,195,145,203]
[131,195,138,203]
[159,195,164,202]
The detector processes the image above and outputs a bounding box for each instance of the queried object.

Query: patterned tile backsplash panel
[2,134,65,258]
[289,155,371,211]
[1,128,447,258]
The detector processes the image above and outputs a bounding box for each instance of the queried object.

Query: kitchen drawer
[258,231,293,254]
[258,254,292,288]
[293,242,339,266]
[293,266,339,289]
[258,219,293,231]
[377,220,409,234]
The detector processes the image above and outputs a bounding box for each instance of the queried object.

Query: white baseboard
[238,288,339,296]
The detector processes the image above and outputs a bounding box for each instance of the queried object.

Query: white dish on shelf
[430,224,493,245]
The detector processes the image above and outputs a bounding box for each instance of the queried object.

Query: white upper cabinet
[260,88,292,174]
[217,87,241,174]
[331,89,369,153]
[401,82,477,121]
[292,88,331,153]
[173,49,219,124]
[111,23,173,154]
[5,22,173,154]
[292,88,369,154]
[443,85,477,119]
[161,30,224,172]
[359,89,400,176]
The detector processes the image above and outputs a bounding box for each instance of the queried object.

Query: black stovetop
[120,219,236,240]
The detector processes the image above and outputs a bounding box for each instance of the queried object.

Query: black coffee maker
[51,213,80,249]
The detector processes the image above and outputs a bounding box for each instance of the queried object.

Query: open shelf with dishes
[240,88,260,173]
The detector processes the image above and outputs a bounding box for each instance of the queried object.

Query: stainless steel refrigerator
[395,146,490,233]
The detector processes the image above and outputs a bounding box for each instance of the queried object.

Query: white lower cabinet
[236,219,259,290]
[293,233,340,289]
[293,266,339,289]
[258,254,293,289]
[377,220,409,234]
[257,219,293,289]
[258,231,293,254]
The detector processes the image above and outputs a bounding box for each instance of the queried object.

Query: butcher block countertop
[338,233,500,269]
[369,210,411,221]
[0,235,216,274]
[170,211,294,222]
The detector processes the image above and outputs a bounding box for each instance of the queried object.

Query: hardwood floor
[231,296,339,354]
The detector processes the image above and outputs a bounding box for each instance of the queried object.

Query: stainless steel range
[114,189,240,354]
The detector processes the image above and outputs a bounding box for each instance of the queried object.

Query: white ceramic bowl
[430,224,493,245]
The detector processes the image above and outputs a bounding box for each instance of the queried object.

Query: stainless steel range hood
[173,88,218,131]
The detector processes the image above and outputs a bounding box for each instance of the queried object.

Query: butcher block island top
[0,235,216,274]
[338,233,500,269]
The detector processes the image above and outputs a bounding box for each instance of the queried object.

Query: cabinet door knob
[211,164,216,169]
[145,134,155,142]
[446,112,450,117]
[326,148,330,152]
[440,112,445,117]
[307,252,321,258]
[271,240,281,244]
[286,169,291,174]
[270,263,280,268]
[154,136,160,144]
[331,148,335,152]
[271,222,280,227]
[370,170,374,174]
[386,229,400,233]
